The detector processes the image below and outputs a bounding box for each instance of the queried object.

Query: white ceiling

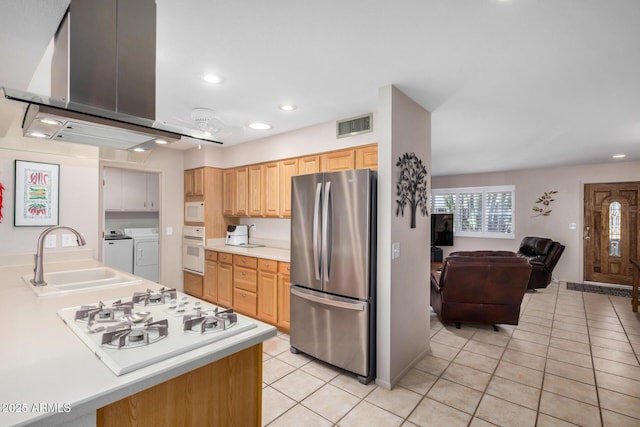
[1,0,639,176]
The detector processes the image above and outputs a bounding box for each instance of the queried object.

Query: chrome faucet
[31,226,87,286]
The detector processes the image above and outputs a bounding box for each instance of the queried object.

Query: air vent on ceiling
[336,113,373,138]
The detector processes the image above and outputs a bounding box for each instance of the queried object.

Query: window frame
[431,185,515,239]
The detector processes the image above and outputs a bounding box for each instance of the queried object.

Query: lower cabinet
[277,262,291,331]
[257,259,278,324]
[183,271,203,298]
[233,255,258,317]
[203,250,233,308]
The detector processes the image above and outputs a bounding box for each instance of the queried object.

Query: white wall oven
[183,226,205,275]
[185,201,205,223]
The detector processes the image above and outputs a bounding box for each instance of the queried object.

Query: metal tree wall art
[532,190,557,217]
[396,152,429,228]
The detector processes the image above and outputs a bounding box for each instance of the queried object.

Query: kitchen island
[0,253,276,427]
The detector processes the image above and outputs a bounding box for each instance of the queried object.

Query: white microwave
[185,201,205,223]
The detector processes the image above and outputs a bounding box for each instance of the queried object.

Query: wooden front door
[584,182,640,285]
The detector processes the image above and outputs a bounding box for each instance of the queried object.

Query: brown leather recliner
[517,237,565,290]
[430,255,532,330]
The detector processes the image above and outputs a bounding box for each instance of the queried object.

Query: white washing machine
[124,228,159,282]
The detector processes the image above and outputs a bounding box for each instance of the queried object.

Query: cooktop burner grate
[132,288,177,305]
[74,300,134,323]
[101,319,169,349]
[183,307,238,334]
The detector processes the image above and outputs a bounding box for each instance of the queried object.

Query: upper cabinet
[321,149,355,172]
[184,168,204,199]
[235,167,249,216]
[298,155,320,176]
[356,145,378,171]
[263,162,279,218]
[278,159,297,218]
[222,168,235,216]
[104,167,159,211]
[248,164,263,217]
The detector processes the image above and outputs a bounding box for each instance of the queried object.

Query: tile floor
[261,282,640,426]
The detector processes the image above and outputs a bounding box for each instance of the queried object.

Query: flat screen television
[431,214,454,246]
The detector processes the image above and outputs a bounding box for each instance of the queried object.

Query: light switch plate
[392,242,400,259]
[62,234,78,247]
[45,235,56,248]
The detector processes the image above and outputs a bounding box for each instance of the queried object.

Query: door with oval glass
[584,182,639,285]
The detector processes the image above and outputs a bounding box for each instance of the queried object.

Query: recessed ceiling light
[154,138,168,145]
[202,74,222,84]
[37,118,62,126]
[612,154,626,159]
[27,131,50,138]
[278,104,297,111]
[248,122,272,130]
[133,147,145,152]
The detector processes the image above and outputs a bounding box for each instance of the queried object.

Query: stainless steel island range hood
[2,0,221,151]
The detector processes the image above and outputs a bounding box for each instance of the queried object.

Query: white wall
[432,160,640,283]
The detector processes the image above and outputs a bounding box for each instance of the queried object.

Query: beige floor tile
[263,357,297,384]
[431,329,473,349]
[441,362,492,392]
[338,400,403,427]
[591,346,639,366]
[463,339,505,359]
[551,321,588,335]
[300,359,342,382]
[539,391,600,427]
[302,384,361,424]
[407,397,471,427]
[554,314,587,326]
[542,373,598,405]
[547,346,593,368]
[365,385,422,418]
[453,350,499,374]
[274,348,312,367]
[591,335,635,353]
[426,378,482,414]
[397,368,438,395]
[271,370,326,401]
[512,329,551,346]
[507,338,549,357]
[548,336,591,355]
[414,354,450,376]
[485,375,540,410]
[428,341,460,361]
[472,329,511,347]
[595,371,640,398]
[330,372,377,399]
[523,309,555,320]
[590,327,630,342]
[262,386,297,426]
[588,319,625,332]
[593,357,640,381]
[267,404,333,427]
[535,413,579,427]
[627,332,640,344]
[469,417,499,427]
[516,321,552,336]
[598,388,640,419]
[494,360,544,388]
[263,336,292,356]
[519,315,554,328]
[544,358,595,385]
[475,394,537,427]
[501,348,546,371]
[550,327,590,344]
[602,409,640,427]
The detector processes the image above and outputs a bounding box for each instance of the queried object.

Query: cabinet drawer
[218,252,233,264]
[234,255,257,268]
[278,262,291,275]
[234,266,257,292]
[205,250,218,261]
[258,258,278,273]
[234,289,257,317]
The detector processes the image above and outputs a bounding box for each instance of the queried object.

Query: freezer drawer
[290,286,370,379]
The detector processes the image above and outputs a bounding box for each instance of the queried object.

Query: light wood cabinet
[298,155,320,175]
[279,158,297,218]
[321,149,355,172]
[183,271,203,298]
[217,257,234,308]
[233,255,258,317]
[235,167,249,216]
[184,168,204,198]
[263,162,280,218]
[222,168,235,216]
[204,256,218,303]
[258,258,278,324]
[277,262,291,331]
[355,144,378,170]
[248,164,263,217]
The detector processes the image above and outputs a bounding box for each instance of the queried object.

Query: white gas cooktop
[57,289,256,376]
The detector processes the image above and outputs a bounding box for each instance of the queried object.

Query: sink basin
[23,267,142,297]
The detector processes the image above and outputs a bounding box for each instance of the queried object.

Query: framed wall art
[14,160,59,227]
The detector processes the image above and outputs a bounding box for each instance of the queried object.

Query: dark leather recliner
[430,255,532,330]
[517,237,565,290]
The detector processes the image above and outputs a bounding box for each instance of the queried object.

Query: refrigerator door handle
[313,182,323,281]
[322,181,332,282]
[291,287,365,311]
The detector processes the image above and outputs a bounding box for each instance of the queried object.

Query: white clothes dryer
[124,228,159,282]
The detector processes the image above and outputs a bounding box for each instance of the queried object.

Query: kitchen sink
[23,267,142,297]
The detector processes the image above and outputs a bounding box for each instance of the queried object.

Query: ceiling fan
[166,108,243,144]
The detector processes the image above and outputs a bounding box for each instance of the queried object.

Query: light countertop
[206,242,290,263]
[0,258,276,427]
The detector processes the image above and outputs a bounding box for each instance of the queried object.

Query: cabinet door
[183,271,203,298]
[193,168,205,196]
[279,159,297,218]
[258,271,278,324]
[277,262,291,330]
[222,169,235,216]
[121,169,148,210]
[298,155,320,176]
[184,169,194,197]
[103,167,123,210]
[217,262,233,308]
[204,259,218,303]
[235,167,249,216]
[146,172,159,210]
[263,162,279,218]
[321,149,355,172]
[355,145,378,171]
[248,164,263,217]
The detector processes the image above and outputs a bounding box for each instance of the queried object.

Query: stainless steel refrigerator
[290,169,376,384]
